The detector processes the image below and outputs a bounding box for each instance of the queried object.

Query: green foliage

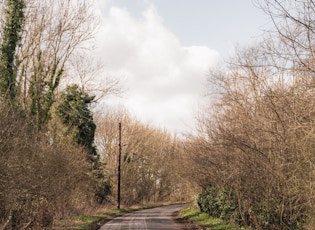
[197,186,241,225]
[57,84,97,159]
[93,168,112,204]
[179,207,248,230]
[56,85,114,205]
[198,186,306,229]
[0,0,24,100]
[28,51,63,129]
[94,180,112,204]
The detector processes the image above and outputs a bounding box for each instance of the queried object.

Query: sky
[93,0,270,135]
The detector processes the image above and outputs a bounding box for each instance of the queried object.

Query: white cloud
[95,3,221,134]
[95,0,112,11]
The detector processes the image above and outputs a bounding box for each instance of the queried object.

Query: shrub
[197,186,241,225]
[0,102,94,229]
[197,185,306,229]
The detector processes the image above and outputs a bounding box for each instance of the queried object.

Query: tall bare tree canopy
[187,0,315,229]
[0,0,97,128]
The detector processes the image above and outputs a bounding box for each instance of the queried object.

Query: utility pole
[117,122,122,209]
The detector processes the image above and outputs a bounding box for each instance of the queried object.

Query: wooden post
[117,122,122,209]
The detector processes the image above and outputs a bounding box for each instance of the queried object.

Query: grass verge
[53,208,127,230]
[53,204,158,230]
[178,207,250,230]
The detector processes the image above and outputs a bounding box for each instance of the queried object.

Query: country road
[99,204,188,230]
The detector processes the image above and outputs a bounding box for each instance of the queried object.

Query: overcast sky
[94,0,270,135]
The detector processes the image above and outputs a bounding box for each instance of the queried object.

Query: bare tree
[95,108,190,206]
[9,0,98,128]
[65,54,122,102]
[258,0,315,75]
[188,40,315,228]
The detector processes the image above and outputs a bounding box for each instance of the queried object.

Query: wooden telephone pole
[117,122,122,209]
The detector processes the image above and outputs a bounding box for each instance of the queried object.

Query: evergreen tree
[56,84,97,160]
[0,0,24,101]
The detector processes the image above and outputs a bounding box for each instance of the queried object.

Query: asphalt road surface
[99,204,187,230]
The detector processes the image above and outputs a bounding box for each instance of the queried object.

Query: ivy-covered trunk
[0,0,24,101]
